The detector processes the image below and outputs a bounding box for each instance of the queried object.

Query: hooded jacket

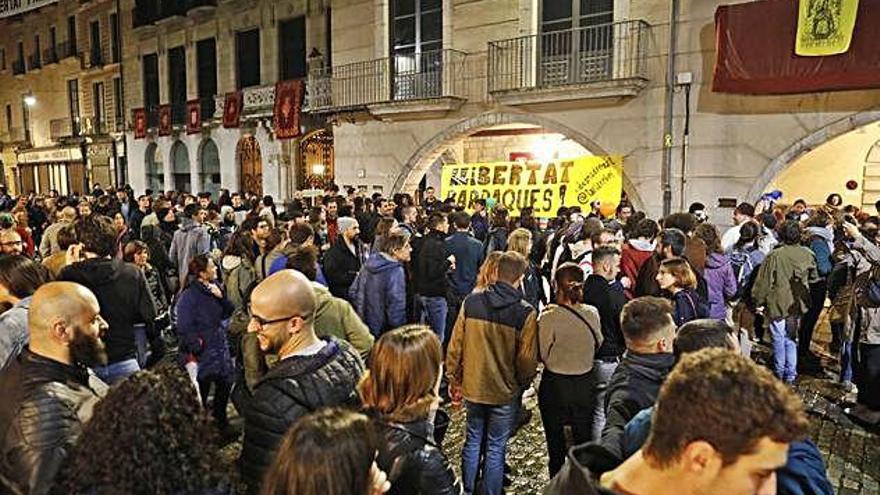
[313,283,374,358]
[0,349,107,495]
[59,258,157,364]
[620,239,654,298]
[175,281,235,380]
[703,252,737,319]
[599,351,675,464]
[752,244,818,320]
[543,442,623,495]
[168,217,212,287]
[446,282,539,405]
[413,230,451,298]
[350,254,407,336]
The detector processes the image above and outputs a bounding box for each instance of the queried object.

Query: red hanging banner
[273,79,303,140]
[223,91,242,129]
[158,105,172,136]
[133,108,146,139]
[713,0,880,95]
[186,100,201,135]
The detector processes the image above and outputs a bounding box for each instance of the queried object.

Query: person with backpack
[655,258,709,327]
[221,232,262,391]
[799,210,835,372]
[752,220,819,384]
[694,223,737,321]
[483,206,510,255]
[728,221,767,345]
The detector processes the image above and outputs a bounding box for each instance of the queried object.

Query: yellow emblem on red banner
[796,0,859,56]
[441,156,623,218]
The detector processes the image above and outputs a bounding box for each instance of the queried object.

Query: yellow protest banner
[441,155,623,218]
[796,0,859,56]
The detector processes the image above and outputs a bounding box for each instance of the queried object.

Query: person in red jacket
[620,219,659,298]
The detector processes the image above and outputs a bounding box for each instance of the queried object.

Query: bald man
[0,229,23,257]
[0,282,109,495]
[238,270,364,493]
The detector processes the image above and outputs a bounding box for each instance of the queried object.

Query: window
[4,104,11,132]
[390,0,442,99]
[33,35,41,67]
[21,97,31,143]
[49,27,57,62]
[110,13,120,63]
[235,29,260,89]
[196,38,217,118]
[68,79,80,134]
[92,81,105,132]
[540,0,612,33]
[90,20,102,67]
[67,15,77,54]
[17,41,24,64]
[1,48,5,70]
[538,0,613,85]
[278,17,306,80]
[167,46,187,124]
[113,77,123,130]
[142,53,159,126]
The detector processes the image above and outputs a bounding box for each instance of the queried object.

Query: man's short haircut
[673,319,737,361]
[632,218,660,240]
[644,349,809,467]
[736,202,756,218]
[75,215,117,257]
[621,296,674,343]
[401,205,417,218]
[381,230,410,255]
[183,203,201,219]
[590,227,617,247]
[241,217,259,232]
[285,245,319,281]
[592,246,620,267]
[779,220,802,245]
[659,228,687,257]
[451,211,470,230]
[496,251,528,284]
[57,224,78,250]
[663,213,697,234]
[426,212,446,231]
[473,198,486,208]
[288,223,315,245]
[197,192,211,199]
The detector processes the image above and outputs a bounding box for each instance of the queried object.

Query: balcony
[12,59,25,75]
[488,20,650,105]
[28,54,42,70]
[212,83,277,121]
[50,118,81,141]
[57,41,78,60]
[308,49,468,118]
[43,47,59,65]
[89,49,105,68]
[134,0,216,28]
[171,101,186,126]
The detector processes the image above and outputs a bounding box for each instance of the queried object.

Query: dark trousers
[199,375,232,427]
[856,343,880,410]
[445,291,466,347]
[538,369,597,477]
[798,280,827,356]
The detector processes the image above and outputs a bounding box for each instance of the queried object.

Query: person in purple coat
[695,223,737,320]
[176,254,236,432]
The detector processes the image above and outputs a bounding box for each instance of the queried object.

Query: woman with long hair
[261,408,390,495]
[656,257,708,326]
[175,254,236,433]
[538,263,603,476]
[124,240,172,365]
[371,217,398,255]
[693,223,736,320]
[508,228,544,309]
[0,255,51,370]
[358,325,460,494]
[474,251,503,291]
[221,231,262,390]
[53,364,231,495]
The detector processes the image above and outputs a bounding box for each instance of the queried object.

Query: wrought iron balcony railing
[50,118,81,140]
[12,59,25,75]
[308,49,468,112]
[488,19,649,94]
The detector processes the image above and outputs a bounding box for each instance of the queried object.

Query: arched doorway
[237,135,262,196]
[298,129,334,190]
[199,139,221,198]
[145,142,164,192]
[393,111,643,212]
[171,141,191,192]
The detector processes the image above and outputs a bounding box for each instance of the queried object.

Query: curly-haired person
[52,364,231,495]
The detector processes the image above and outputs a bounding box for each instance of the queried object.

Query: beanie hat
[337,216,358,233]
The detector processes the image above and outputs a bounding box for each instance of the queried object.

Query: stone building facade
[0,0,125,195]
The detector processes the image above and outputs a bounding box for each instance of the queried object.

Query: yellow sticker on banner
[441,156,623,218]
[796,0,859,56]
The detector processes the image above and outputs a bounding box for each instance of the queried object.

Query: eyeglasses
[249,310,301,328]
[0,240,22,247]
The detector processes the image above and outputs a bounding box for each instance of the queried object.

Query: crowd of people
[0,180,875,494]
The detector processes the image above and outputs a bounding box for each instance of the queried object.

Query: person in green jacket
[752,220,819,383]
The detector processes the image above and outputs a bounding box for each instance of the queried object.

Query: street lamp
[23,94,36,107]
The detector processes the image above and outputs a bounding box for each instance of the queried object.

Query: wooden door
[237,135,262,196]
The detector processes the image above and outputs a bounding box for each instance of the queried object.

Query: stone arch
[746,111,880,202]
[392,111,645,211]
[171,140,191,192]
[144,142,164,192]
[198,138,221,197]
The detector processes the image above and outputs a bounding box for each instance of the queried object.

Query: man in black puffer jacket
[413,213,453,343]
[0,282,109,495]
[239,270,364,493]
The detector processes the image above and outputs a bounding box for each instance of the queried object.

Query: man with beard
[239,270,363,493]
[0,282,109,495]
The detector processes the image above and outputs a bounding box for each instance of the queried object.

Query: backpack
[729,247,756,298]
[225,262,258,337]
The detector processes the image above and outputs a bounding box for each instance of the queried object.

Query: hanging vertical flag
[273,80,303,140]
[796,0,859,56]
[133,108,146,139]
[223,91,242,129]
[158,105,172,136]
[186,100,201,135]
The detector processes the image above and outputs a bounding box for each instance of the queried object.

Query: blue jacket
[446,231,485,297]
[806,227,833,277]
[350,254,407,336]
[0,297,30,372]
[268,254,329,286]
[175,282,235,380]
[622,407,833,495]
